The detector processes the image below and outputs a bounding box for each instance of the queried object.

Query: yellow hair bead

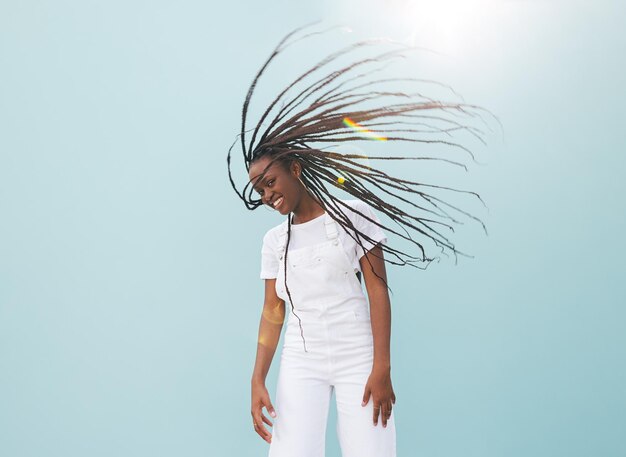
[337,176,345,184]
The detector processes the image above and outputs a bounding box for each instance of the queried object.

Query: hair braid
[229,24,500,351]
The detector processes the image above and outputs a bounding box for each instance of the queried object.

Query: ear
[291,160,301,178]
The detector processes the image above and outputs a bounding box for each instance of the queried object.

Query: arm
[361,245,392,372]
[359,244,396,428]
[250,278,285,444]
[252,278,286,382]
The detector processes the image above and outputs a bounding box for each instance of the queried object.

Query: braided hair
[227,24,498,351]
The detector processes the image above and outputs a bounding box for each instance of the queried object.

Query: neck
[291,194,325,224]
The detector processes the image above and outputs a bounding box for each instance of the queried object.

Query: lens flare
[262,300,285,326]
[343,117,388,141]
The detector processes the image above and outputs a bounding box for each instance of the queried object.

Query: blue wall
[1,1,624,456]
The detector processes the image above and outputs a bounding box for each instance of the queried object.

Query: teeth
[273,197,284,208]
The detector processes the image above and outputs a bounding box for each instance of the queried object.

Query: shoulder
[336,199,384,237]
[261,220,288,248]
[338,199,376,220]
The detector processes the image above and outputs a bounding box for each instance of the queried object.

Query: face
[248,155,302,215]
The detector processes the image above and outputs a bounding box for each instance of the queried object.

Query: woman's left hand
[362,367,396,427]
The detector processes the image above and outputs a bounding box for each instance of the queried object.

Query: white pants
[269,214,396,457]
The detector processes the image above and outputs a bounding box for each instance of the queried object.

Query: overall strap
[324,213,339,240]
[276,220,289,259]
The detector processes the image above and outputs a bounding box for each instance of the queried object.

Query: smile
[273,196,284,209]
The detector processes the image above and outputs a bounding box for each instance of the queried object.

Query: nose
[262,191,274,206]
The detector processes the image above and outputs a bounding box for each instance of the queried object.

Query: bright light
[402,0,496,56]
[329,0,533,62]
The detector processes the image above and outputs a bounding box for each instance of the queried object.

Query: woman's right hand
[251,379,277,444]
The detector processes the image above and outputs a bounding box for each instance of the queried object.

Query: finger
[385,401,393,427]
[253,412,272,442]
[373,402,381,426]
[362,387,371,406]
[254,418,273,443]
[252,407,272,427]
[254,422,272,443]
[260,411,272,427]
[264,400,277,419]
[381,403,388,427]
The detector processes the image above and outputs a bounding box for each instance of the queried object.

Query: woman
[228,24,492,457]
[249,152,396,456]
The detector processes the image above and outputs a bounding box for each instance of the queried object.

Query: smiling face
[248,155,304,215]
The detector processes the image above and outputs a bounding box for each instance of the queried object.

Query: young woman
[249,152,396,456]
[228,24,492,457]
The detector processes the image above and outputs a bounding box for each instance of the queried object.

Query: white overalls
[268,213,397,457]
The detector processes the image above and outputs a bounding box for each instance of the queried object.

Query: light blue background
[1,1,624,456]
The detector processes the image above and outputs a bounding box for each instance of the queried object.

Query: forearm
[251,301,285,383]
[360,246,392,372]
[369,288,392,372]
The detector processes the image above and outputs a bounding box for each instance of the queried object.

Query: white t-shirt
[260,199,388,279]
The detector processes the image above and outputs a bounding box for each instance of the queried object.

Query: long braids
[228,24,499,351]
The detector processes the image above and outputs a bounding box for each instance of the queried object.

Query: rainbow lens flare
[343,117,387,141]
